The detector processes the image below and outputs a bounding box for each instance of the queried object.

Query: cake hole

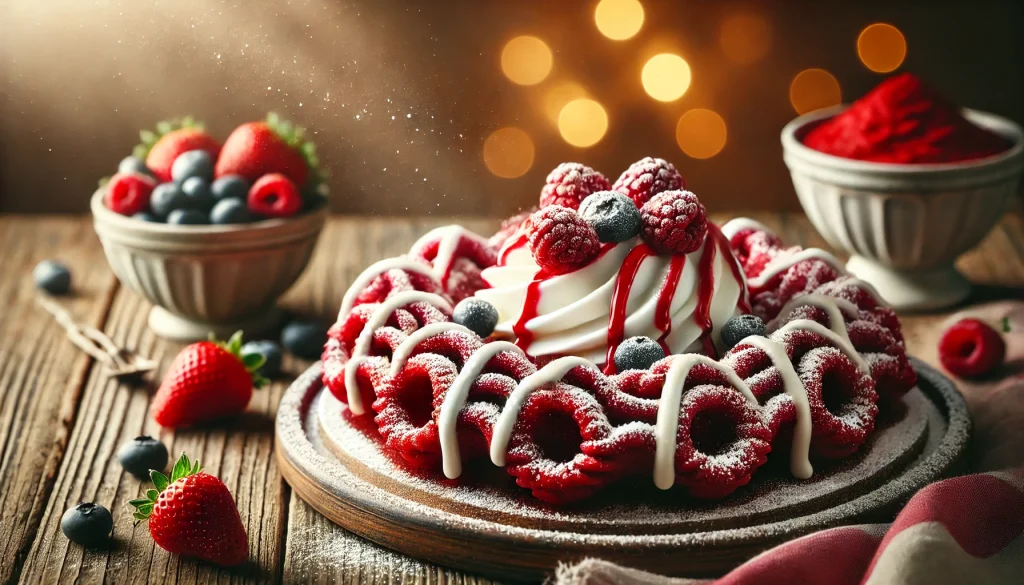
[396,371,435,428]
[532,410,583,463]
[821,370,855,417]
[690,408,739,456]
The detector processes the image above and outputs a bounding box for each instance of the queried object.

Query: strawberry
[248,173,302,218]
[130,453,248,566]
[151,331,267,428]
[215,113,320,187]
[135,117,221,183]
[105,172,156,216]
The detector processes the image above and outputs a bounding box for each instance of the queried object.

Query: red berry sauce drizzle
[603,243,657,371]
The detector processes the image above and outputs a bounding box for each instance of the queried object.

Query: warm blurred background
[2,0,1022,216]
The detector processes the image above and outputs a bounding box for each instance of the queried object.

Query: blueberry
[166,208,208,225]
[452,298,499,338]
[210,198,252,225]
[117,435,169,479]
[118,155,155,178]
[241,340,283,377]
[281,321,327,360]
[33,260,72,295]
[180,176,215,212]
[579,191,642,243]
[132,211,160,222]
[170,150,213,183]
[613,336,665,372]
[211,175,249,201]
[720,315,767,350]
[150,183,188,218]
[60,502,113,548]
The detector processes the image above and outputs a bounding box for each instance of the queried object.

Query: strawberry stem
[129,452,204,524]
[1002,316,1011,333]
[265,112,327,188]
[214,330,269,389]
[132,116,206,160]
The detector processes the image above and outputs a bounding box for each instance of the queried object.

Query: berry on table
[33,260,72,295]
[118,155,156,178]
[210,198,252,225]
[105,173,157,216]
[613,336,665,371]
[150,183,188,218]
[133,211,160,222]
[60,502,113,548]
[527,206,601,274]
[248,173,303,218]
[118,435,169,479]
[539,163,611,210]
[640,190,708,255]
[166,209,208,225]
[170,150,214,183]
[241,340,283,377]
[211,175,249,201]
[578,191,642,243]
[180,176,215,212]
[613,157,685,207]
[938,318,1006,378]
[721,314,767,350]
[452,298,499,338]
[281,320,327,360]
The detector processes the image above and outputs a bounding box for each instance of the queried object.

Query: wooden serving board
[275,358,970,582]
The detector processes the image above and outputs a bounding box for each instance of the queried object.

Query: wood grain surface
[0,212,1021,585]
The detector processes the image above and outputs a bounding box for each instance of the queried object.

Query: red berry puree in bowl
[803,73,1011,164]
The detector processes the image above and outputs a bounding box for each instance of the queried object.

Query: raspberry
[612,157,685,207]
[526,206,601,274]
[938,318,1006,378]
[105,173,156,216]
[539,163,611,210]
[248,173,302,218]
[640,190,708,255]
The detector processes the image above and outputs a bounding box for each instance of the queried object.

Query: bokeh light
[719,13,772,64]
[501,36,553,86]
[789,68,842,114]
[857,23,907,73]
[641,54,692,102]
[675,109,727,159]
[544,81,589,125]
[558,99,609,148]
[595,0,645,41]
[483,127,535,178]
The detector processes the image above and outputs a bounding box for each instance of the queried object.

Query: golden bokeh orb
[483,127,535,178]
[544,81,589,125]
[558,99,609,148]
[719,13,772,64]
[641,54,692,102]
[675,109,727,159]
[501,36,553,86]
[857,23,907,73]
[595,0,645,41]
[789,68,842,114]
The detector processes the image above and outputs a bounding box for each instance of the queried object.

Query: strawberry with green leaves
[151,331,268,428]
[136,117,221,183]
[215,112,320,187]
[130,453,248,566]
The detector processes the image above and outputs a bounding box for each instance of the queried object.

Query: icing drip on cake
[338,257,437,319]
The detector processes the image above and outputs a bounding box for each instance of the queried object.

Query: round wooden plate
[275,358,970,582]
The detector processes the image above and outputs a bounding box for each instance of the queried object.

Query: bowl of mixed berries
[92,114,328,341]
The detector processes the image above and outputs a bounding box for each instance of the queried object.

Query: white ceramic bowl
[782,106,1024,311]
[91,189,327,341]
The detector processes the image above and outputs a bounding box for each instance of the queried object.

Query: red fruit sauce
[803,73,1011,164]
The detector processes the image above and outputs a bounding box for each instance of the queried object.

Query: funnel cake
[321,163,916,505]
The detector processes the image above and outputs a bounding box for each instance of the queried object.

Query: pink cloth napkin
[556,303,1024,585]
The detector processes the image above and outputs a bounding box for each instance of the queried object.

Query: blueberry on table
[452,298,499,338]
[166,208,208,225]
[117,435,169,479]
[170,150,214,183]
[241,340,283,377]
[33,260,72,295]
[132,211,160,222]
[720,314,767,350]
[210,198,252,225]
[181,176,215,212]
[150,183,188,218]
[60,502,113,548]
[118,155,156,178]
[578,191,642,243]
[613,336,665,372]
[281,321,327,360]
[211,175,249,201]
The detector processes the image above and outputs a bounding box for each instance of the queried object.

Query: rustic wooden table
[1,212,1022,585]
